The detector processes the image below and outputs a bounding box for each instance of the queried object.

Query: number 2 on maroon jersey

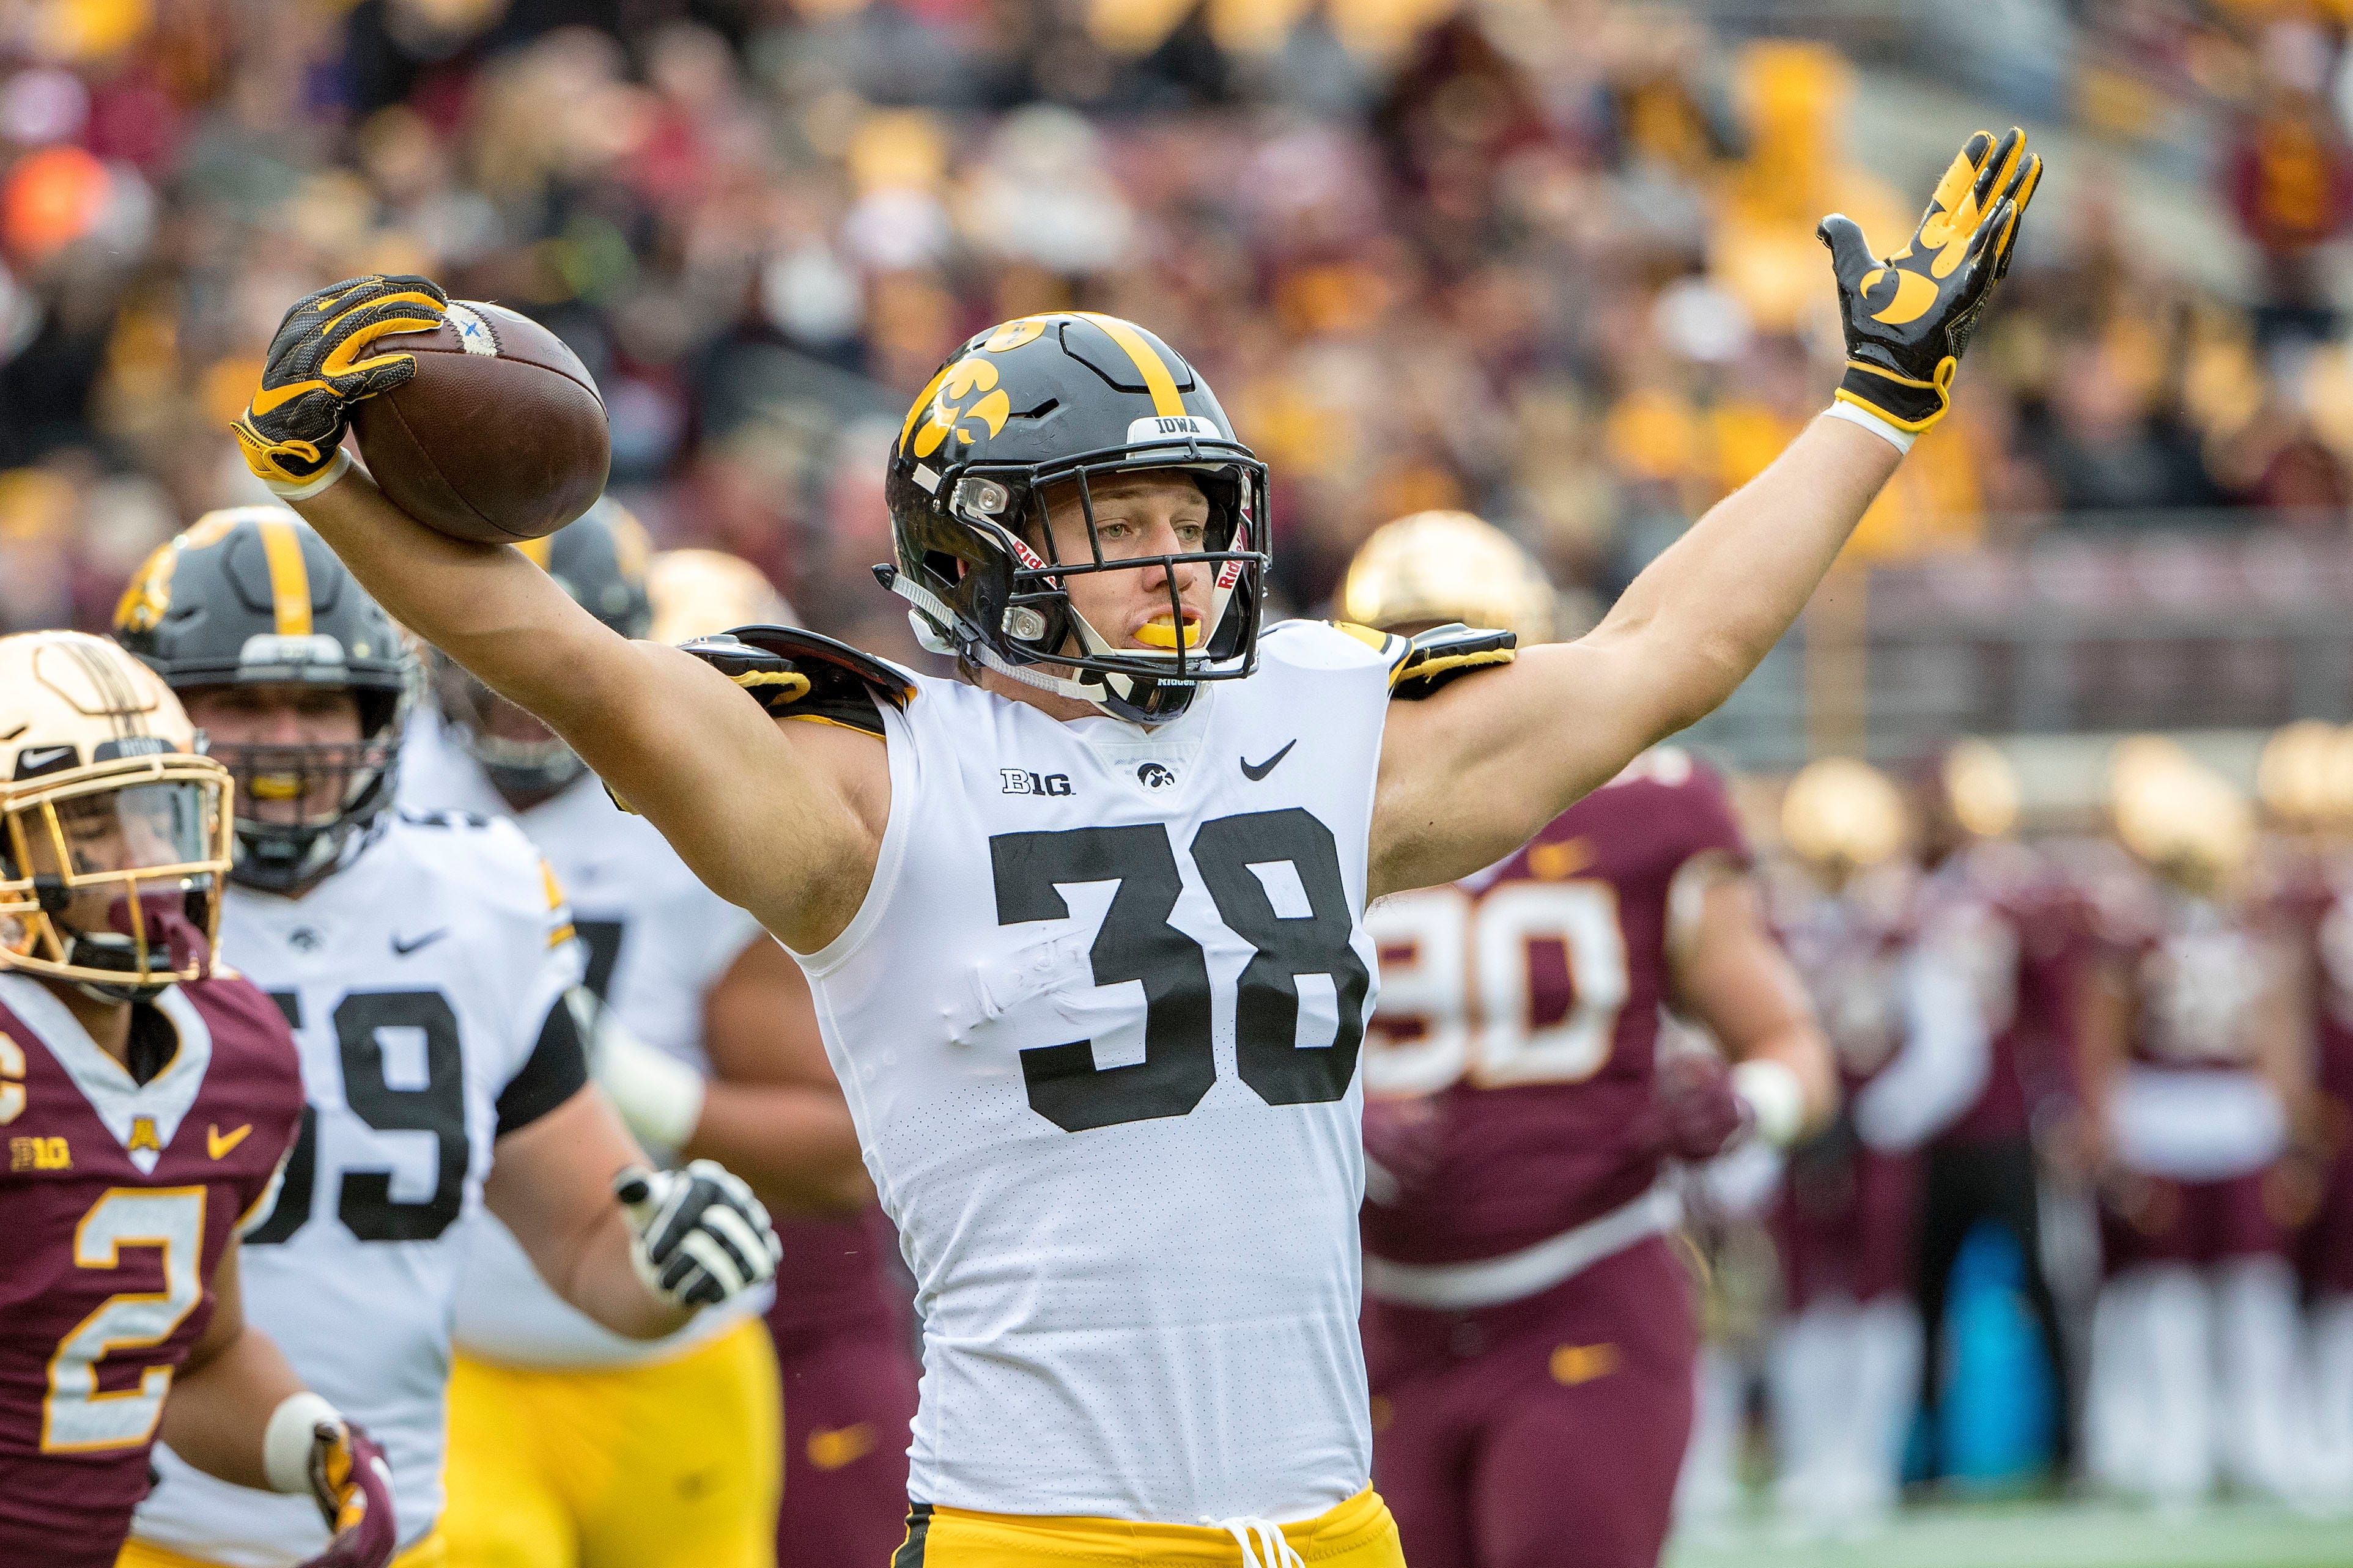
[42,1187,206,1452]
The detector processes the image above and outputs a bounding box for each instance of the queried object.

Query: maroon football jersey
[1359,749,1748,1270]
[2112,884,2274,1070]
[2316,879,2353,1112]
[0,971,303,1567]
[1767,859,1919,1095]
[2308,875,2353,1291]
[1915,840,2086,1146]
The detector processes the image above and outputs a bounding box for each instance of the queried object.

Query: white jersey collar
[0,971,214,1174]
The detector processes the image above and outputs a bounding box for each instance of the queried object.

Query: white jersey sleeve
[399,705,771,1367]
[803,620,1398,1524]
[131,814,584,1566]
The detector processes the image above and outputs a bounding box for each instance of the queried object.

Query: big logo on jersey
[991,809,1370,1133]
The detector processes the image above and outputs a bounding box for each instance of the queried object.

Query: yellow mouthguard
[251,774,305,801]
[1133,616,1202,650]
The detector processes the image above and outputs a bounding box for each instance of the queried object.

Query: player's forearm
[556,1207,697,1339]
[293,470,617,729]
[157,1320,305,1490]
[687,1083,871,1213]
[1592,416,1900,742]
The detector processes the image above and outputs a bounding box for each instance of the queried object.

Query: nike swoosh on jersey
[807,1423,876,1471]
[1240,740,1297,782]
[1550,1342,1620,1385]
[208,1123,253,1160]
[392,929,449,956]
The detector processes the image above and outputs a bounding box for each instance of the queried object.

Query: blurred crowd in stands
[11,0,2353,654]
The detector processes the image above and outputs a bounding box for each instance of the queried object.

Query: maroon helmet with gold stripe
[878,312,1269,726]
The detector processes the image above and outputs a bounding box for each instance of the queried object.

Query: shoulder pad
[1386,622,1516,700]
[679,624,915,738]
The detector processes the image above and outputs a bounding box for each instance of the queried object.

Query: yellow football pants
[440,1316,781,1568]
[891,1486,1406,1567]
[120,1531,445,1567]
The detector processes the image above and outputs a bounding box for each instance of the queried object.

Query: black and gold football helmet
[877,312,1269,726]
[115,507,410,895]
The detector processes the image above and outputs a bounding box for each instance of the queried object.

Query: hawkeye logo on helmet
[1127,415,1221,444]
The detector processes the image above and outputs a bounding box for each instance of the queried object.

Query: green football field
[1665,1500,2353,1568]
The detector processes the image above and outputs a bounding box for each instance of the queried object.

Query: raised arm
[1373,130,2042,897]
[233,278,879,949]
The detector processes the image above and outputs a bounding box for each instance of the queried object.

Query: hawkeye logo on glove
[1860,269,1940,327]
[1818,126,2042,436]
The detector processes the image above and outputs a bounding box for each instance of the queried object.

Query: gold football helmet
[646,549,799,646]
[1941,737,2020,839]
[0,631,234,999]
[2257,720,2338,831]
[1340,510,1559,642]
[1781,756,1910,875]
[2110,737,2251,891]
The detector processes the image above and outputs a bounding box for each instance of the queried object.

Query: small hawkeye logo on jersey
[1136,762,1178,790]
[1002,770,1074,797]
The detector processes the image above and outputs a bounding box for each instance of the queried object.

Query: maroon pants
[1364,1234,1697,1568]
[2308,1149,2353,1295]
[1775,1143,1917,1308]
[773,1322,921,1568]
[2103,1168,2286,1273]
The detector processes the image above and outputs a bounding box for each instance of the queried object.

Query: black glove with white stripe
[613,1160,781,1309]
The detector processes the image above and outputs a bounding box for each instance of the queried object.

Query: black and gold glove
[1819,128,2042,436]
[232,274,448,495]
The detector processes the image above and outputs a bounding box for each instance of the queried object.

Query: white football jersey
[811,620,1397,1524]
[133,813,582,1566]
[398,710,769,1366]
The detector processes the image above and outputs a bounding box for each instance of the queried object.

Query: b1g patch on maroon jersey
[1361,749,1748,1272]
[0,973,301,1567]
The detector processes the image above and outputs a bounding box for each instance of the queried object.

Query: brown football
[349,300,610,543]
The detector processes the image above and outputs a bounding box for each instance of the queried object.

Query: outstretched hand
[232,274,448,495]
[1819,128,2044,436]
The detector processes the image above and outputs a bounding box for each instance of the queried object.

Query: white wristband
[593,1010,707,1156]
[264,447,352,500]
[1732,1058,1808,1149]
[262,1391,339,1495]
[1823,400,1918,455]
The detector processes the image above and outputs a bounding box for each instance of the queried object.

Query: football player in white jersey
[397,507,872,1568]
[239,129,2040,1567]
[108,509,783,1568]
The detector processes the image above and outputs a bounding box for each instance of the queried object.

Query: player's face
[1036,471,1215,656]
[184,685,363,826]
[13,786,195,930]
